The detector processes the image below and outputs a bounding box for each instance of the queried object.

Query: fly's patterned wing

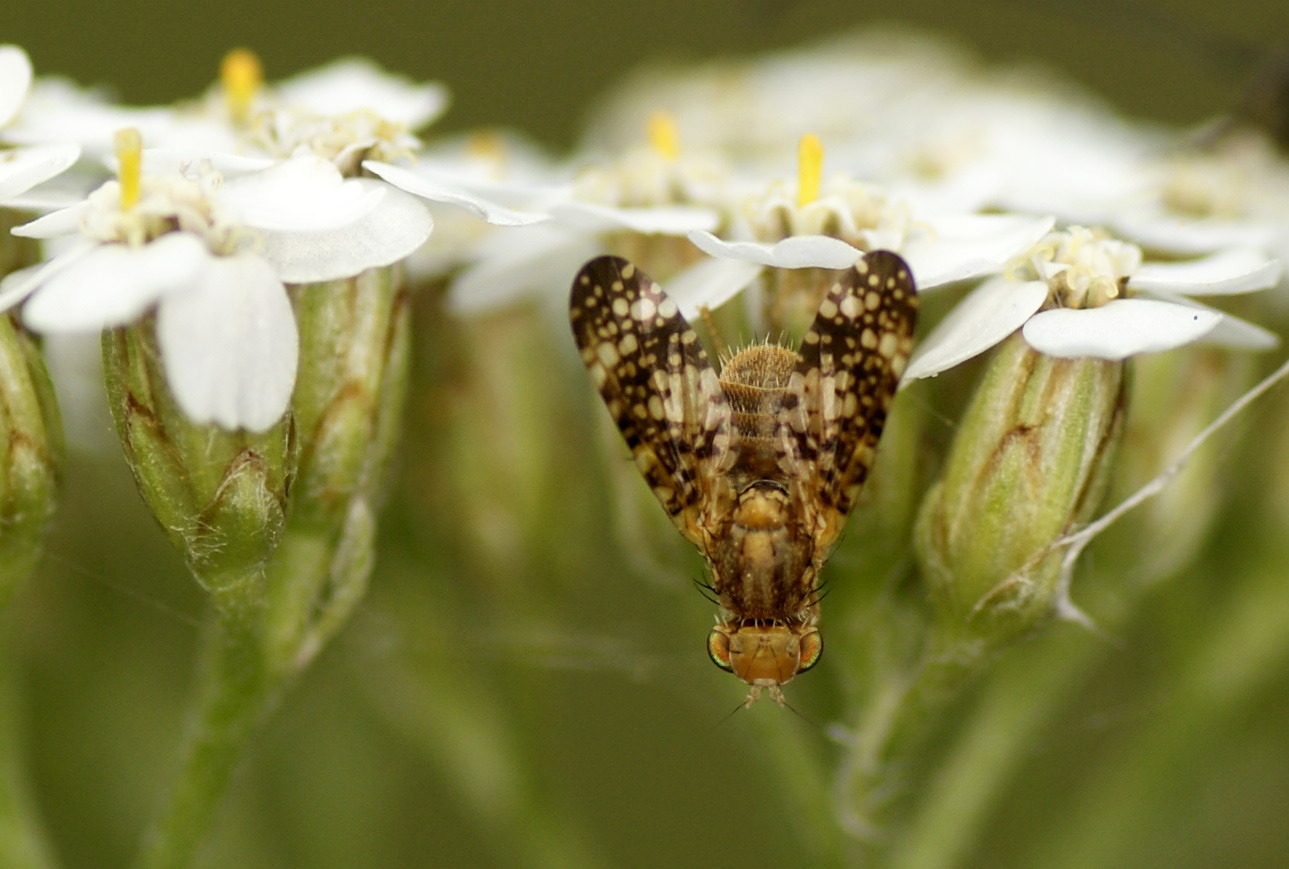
[780,250,917,549]
[569,255,734,547]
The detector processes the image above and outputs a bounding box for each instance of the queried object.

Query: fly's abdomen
[719,344,796,477]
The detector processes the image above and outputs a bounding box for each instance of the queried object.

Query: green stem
[839,616,1008,862]
[132,574,269,869]
[885,625,1094,869]
[0,646,57,869]
[1031,558,1289,869]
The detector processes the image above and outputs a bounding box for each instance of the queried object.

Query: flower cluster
[1,27,1288,869]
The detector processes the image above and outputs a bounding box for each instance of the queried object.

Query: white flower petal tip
[10,198,88,239]
[1127,249,1283,296]
[552,201,718,234]
[687,230,861,269]
[1022,299,1223,359]
[665,257,764,320]
[0,44,34,128]
[1200,313,1279,351]
[364,160,549,226]
[23,234,211,333]
[0,143,81,203]
[157,254,297,433]
[903,279,1048,381]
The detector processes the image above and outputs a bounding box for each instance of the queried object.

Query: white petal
[447,229,596,314]
[275,58,449,130]
[901,214,1056,289]
[1110,213,1282,256]
[0,45,33,128]
[687,230,861,269]
[1127,249,1283,296]
[23,234,211,332]
[157,254,297,432]
[903,278,1049,380]
[1022,299,1222,359]
[1139,291,1279,350]
[220,154,385,232]
[257,182,433,283]
[0,143,80,202]
[1199,311,1280,350]
[666,257,764,320]
[0,240,96,311]
[9,198,90,239]
[552,200,718,234]
[363,160,549,226]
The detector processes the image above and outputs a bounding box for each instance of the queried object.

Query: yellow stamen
[114,127,142,211]
[797,133,823,207]
[647,111,679,161]
[220,48,263,124]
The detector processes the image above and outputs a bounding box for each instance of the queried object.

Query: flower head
[905,227,1282,380]
[0,128,431,431]
[443,115,726,314]
[686,134,1052,329]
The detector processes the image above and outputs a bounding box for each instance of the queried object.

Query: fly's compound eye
[707,629,734,673]
[796,629,823,673]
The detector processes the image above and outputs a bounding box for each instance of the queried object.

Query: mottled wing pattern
[781,250,917,547]
[569,255,734,547]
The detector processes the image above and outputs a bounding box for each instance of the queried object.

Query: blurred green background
[7,1,1289,868]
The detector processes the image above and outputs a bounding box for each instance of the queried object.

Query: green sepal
[0,314,63,608]
[102,321,295,597]
[916,333,1126,646]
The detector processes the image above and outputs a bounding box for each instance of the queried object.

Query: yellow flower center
[647,111,679,162]
[220,48,263,124]
[796,133,822,208]
[114,127,142,211]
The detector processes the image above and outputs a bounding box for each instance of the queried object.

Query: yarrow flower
[440,112,728,313]
[904,226,1282,380]
[0,128,431,431]
[686,134,1053,324]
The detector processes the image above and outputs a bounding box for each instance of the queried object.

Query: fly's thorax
[707,619,823,704]
[719,343,795,476]
[711,482,816,619]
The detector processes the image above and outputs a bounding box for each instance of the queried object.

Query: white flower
[683,140,1053,320]
[904,227,1282,380]
[0,132,431,431]
[443,121,728,314]
[365,130,564,280]
[0,45,80,206]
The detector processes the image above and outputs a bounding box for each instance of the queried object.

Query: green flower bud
[262,265,410,673]
[102,321,294,598]
[0,313,63,607]
[288,266,409,530]
[915,332,1126,647]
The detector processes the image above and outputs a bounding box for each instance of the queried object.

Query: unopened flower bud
[915,332,1126,646]
[102,321,294,595]
[0,313,62,606]
[288,265,410,530]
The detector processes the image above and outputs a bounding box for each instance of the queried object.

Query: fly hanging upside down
[569,251,917,705]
